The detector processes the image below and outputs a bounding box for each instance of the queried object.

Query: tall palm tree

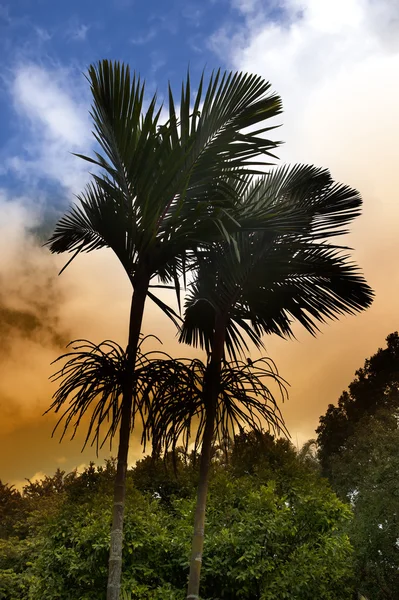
[176,164,374,599]
[46,60,284,599]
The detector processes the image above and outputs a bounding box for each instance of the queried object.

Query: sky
[0,0,398,487]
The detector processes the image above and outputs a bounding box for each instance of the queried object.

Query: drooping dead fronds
[142,356,289,458]
[46,336,171,453]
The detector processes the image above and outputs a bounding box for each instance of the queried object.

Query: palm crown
[180,164,374,359]
[46,61,283,310]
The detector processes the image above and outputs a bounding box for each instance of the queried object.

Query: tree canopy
[0,434,355,600]
[317,333,399,599]
[316,331,399,476]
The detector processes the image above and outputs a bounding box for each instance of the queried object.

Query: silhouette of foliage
[317,332,399,476]
[142,356,288,457]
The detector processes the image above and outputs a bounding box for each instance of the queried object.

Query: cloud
[67,24,90,42]
[35,27,52,42]
[181,2,204,27]
[0,191,69,425]
[210,0,399,130]
[131,27,158,45]
[208,0,399,440]
[231,0,263,16]
[6,63,92,193]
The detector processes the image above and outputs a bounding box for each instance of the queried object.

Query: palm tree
[175,164,374,599]
[46,60,284,599]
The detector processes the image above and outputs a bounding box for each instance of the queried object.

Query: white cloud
[231,0,262,16]
[211,0,399,148]
[7,64,92,192]
[131,27,157,45]
[35,27,52,42]
[209,0,399,439]
[68,24,90,41]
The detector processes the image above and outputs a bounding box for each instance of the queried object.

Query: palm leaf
[142,357,288,457]
[46,61,283,307]
[180,164,374,358]
[46,337,172,453]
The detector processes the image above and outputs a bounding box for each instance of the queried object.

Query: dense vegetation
[3,334,398,599]
[0,433,355,600]
[317,332,399,477]
[317,332,399,600]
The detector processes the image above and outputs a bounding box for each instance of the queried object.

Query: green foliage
[0,436,354,600]
[0,482,22,538]
[317,331,399,476]
[330,409,399,599]
[317,333,399,599]
[132,451,199,505]
[0,538,37,600]
[200,477,353,600]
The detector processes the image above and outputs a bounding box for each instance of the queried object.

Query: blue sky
[2,0,399,483]
[0,0,231,86]
[0,0,239,204]
[0,1,288,198]
[0,0,288,217]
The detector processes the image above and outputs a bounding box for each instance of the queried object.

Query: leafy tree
[328,408,399,599]
[132,451,198,506]
[176,164,373,599]
[0,437,355,599]
[316,331,399,477]
[317,333,399,598]
[46,59,283,600]
[199,474,353,600]
[0,482,22,539]
[229,430,312,484]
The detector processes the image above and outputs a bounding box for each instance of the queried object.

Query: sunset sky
[0,0,398,487]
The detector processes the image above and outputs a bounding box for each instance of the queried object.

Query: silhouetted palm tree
[177,164,374,599]
[46,60,283,600]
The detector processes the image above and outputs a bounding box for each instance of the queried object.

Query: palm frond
[46,337,172,453]
[47,339,129,452]
[181,241,373,358]
[179,164,374,357]
[142,357,288,457]
[46,61,283,294]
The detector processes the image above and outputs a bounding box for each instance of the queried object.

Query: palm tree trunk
[186,316,226,600]
[107,274,150,600]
